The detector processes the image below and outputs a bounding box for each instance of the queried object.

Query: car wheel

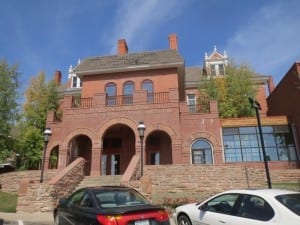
[178,215,192,225]
[54,214,60,225]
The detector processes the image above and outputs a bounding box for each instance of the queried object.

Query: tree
[18,72,59,169]
[0,60,20,162]
[200,62,257,118]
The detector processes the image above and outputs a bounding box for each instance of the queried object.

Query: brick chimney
[169,33,178,50]
[54,70,62,85]
[118,39,128,55]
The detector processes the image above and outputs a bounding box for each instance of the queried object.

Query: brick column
[57,147,68,169]
[90,147,101,176]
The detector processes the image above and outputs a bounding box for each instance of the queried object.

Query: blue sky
[1,0,300,91]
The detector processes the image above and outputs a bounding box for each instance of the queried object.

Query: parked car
[173,189,300,225]
[54,186,170,225]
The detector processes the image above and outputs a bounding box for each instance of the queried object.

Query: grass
[0,191,17,212]
[272,182,300,191]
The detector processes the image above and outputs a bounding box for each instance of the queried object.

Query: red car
[54,186,170,225]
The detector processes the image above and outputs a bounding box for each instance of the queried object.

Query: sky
[1,0,300,92]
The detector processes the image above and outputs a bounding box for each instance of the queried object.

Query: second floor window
[106,83,117,106]
[187,94,196,112]
[123,81,134,104]
[142,80,153,103]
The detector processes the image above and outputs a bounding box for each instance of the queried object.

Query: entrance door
[101,154,120,175]
[111,154,120,175]
[101,154,107,175]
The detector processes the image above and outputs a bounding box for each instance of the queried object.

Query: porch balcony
[47,88,218,123]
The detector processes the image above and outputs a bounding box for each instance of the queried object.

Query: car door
[197,193,240,225]
[230,194,276,225]
[62,190,86,225]
[78,192,99,225]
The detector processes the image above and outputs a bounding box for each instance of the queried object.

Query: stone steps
[77,175,122,189]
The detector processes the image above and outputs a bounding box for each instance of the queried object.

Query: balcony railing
[188,103,210,113]
[70,92,171,108]
[71,97,93,108]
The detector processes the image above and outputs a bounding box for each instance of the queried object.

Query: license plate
[135,220,150,225]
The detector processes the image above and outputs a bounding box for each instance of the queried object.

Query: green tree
[18,72,59,169]
[201,62,257,118]
[0,60,20,162]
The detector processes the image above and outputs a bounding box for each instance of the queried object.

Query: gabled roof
[74,49,184,76]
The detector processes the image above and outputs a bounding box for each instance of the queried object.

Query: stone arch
[184,131,221,164]
[62,128,97,147]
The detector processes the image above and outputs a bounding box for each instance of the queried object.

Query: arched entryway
[101,124,135,175]
[49,146,59,169]
[145,130,172,165]
[67,135,92,175]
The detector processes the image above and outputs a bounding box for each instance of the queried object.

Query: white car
[173,189,300,225]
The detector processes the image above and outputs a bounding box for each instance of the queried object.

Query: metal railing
[72,97,93,108]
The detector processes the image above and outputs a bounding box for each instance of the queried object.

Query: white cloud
[226,0,300,81]
[105,0,188,54]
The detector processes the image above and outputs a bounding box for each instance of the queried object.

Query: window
[80,193,94,208]
[203,193,239,215]
[237,195,274,221]
[187,94,196,112]
[106,83,117,106]
[219,64,225,75]
[223,125,297,162]
[72,76,82,88]
[123,81,134,104]
[191,139,213,164]
[69,190,85,206]
[142,80,154,103]
[210,65,216,76]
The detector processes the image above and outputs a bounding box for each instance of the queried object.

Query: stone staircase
[76,175,122,189]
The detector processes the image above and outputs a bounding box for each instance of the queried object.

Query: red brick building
[44,34,299,176]
[267,62,300,155]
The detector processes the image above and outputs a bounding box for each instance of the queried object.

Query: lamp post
[248,98,272,189]
[137,122,146,178]
[40,127,52,183]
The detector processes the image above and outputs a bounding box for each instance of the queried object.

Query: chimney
[54,70,62,85]
[169,33,178,50]
[118,39,128,55]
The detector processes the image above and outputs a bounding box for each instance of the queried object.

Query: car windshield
[275,193,300,216]
[94,189,149,208]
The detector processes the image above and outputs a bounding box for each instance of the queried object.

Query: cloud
[226,0,300,81]
[105,0,188,54]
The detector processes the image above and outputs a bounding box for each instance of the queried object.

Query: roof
[185,67,205,88]
[74,49,184,76]
[223,189,299,197]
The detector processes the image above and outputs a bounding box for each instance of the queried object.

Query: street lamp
[248,98,272,188]
[137,122,146,178]
[40,127,52,183]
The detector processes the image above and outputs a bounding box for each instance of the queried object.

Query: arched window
[123,81,134,104]
[105,83,117,106]
[142,79,153,103]
[191,139,213,164]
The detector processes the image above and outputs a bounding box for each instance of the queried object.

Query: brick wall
[141,164,300,204]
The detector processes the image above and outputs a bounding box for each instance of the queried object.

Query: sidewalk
[0,212,52,223]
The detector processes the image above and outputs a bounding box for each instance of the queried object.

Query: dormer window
[72,76,82,88]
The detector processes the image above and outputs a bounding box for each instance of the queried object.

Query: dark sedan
[54,186,170,225]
